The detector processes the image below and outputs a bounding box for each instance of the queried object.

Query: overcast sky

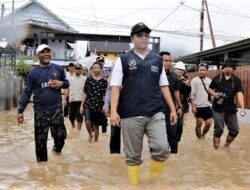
[2,0,250,56]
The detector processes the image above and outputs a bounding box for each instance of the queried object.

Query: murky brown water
[0,104,250,190]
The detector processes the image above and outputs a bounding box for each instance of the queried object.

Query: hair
[68,62,74,67]
[159,51,171,57]
[92,62,103,69]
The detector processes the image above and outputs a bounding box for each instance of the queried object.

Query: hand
[183,79,190,86]
[177,107,182,115]
[63,99,68,107]
[170,110,178,126]
[48,80,63,89]
[110,111,120,126]
[192,106,197,115]
[17,113,24,125]
[102,107,110,117]
[213,92,221,99]
[240,109,246,117]
[80,106,84,115]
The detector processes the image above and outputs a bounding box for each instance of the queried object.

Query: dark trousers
[69,101,83,123]
[165,112,183,154]
[34,108,67,162]
[177,112,184,142]
[109,126,121,154]
[64,96,69,117]
[100,113,108,133]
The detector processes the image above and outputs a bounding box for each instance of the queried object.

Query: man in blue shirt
[17,44,69,162]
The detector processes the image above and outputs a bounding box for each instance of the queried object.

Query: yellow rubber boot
[150,159,166,178]
[127,165,140,185]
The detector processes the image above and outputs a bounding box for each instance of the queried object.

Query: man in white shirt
[190,63,213,139]
[110,22,177,184]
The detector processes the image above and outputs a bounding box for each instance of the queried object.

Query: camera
[180,76,186,81]
[216,92,227,105]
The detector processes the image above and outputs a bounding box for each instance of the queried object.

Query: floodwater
[0,104,250,190]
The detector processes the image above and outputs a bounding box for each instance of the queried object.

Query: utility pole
[204,0,216,48]
[199,0,205,51]
[11,0,15,29]
[1,3,4,28]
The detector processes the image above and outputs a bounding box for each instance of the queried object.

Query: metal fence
[0,77,19,111]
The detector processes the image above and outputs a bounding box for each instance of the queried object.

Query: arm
[80,93,87,114]
[109,58,123,126]
[161,86,178,125]
[110,86,121,126]
[236,89,246,116]
[174,90,182,115]
[103,85,111,114]
[17,74,34,124]
[190,79,197,114]
[208,77,220,99]
[208,87,220,99]
[80,79,89,114]
[63,88,69,107]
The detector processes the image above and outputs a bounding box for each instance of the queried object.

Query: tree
[16,55,35,80]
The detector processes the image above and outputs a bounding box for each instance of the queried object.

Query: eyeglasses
[134,32,150,38]
[74,67,82,70]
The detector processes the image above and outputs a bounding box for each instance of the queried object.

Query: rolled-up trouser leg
[213,111,225,138]
[225,112,239,138]
[224,112,239,147]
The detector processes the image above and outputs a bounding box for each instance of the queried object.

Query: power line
[176,12,200,31]
[208,2,250,19]
[153,0,188,29]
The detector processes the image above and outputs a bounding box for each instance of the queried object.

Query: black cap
[68,62,74,67]
[96,56,105,63]
[131,22,151,36]
[74,63,82,69]
[222,59,236,70]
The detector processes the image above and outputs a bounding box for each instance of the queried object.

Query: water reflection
[0,105,250,190]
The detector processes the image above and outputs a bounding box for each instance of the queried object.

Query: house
[87,41,130,63]
[0,0,78,66]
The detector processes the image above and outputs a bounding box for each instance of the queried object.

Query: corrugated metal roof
[3,0,77,33]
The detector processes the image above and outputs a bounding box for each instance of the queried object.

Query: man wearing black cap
[64,63,86,130]
[110,22,177,184]
[96,56,105,63]
[17,44,69,162]
[208,59,246,150]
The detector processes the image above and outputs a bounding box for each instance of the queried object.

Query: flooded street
[0,104,250,190]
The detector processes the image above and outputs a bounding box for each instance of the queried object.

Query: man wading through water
[110,22,177,185]
[17,44,69,162]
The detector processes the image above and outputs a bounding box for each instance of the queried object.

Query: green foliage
[186,64,196,72]
[16,55,37,80]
